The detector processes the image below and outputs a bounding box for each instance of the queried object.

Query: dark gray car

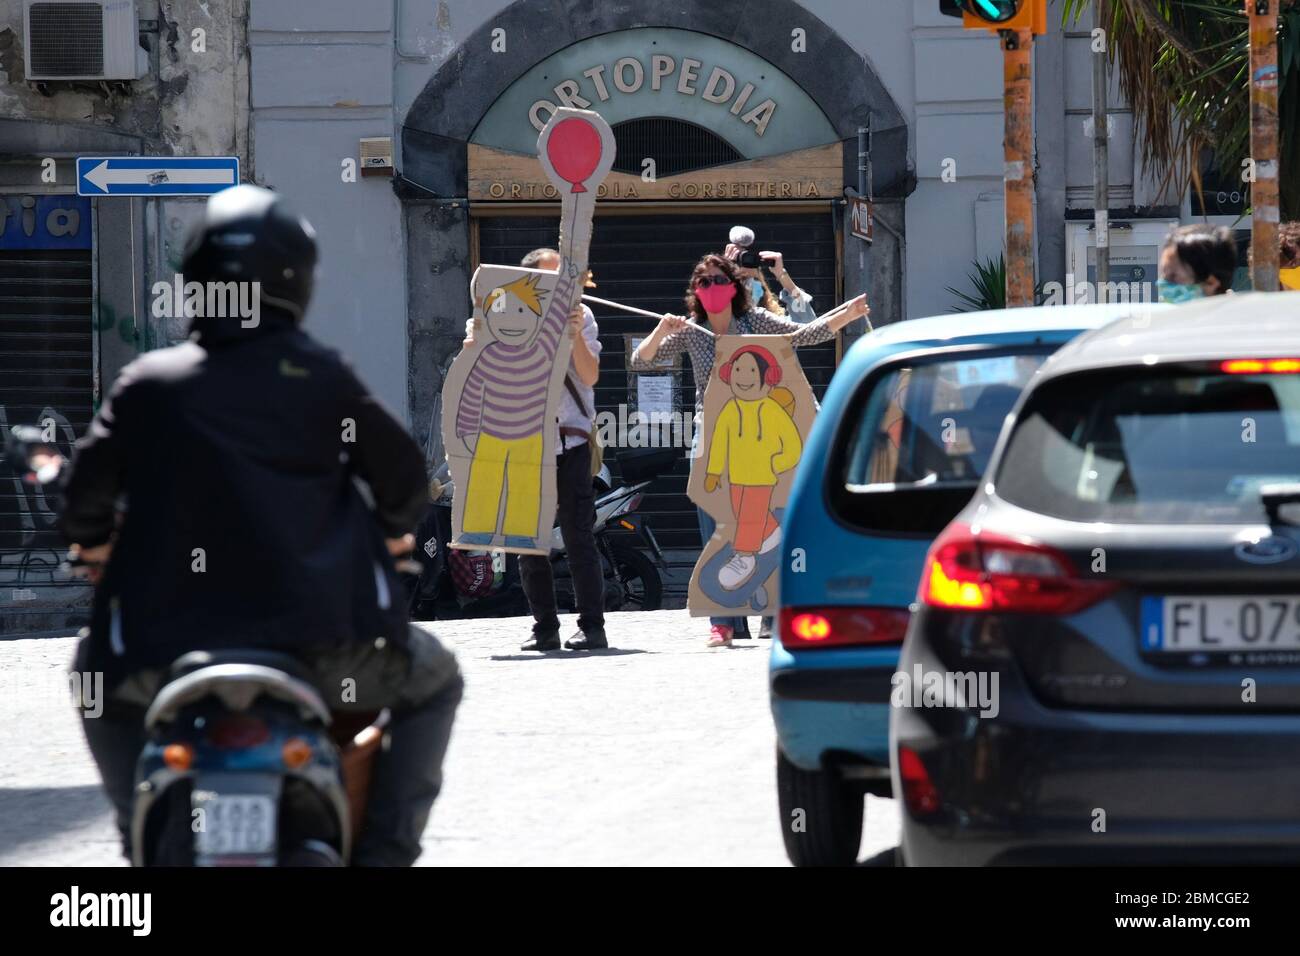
[891,293,1300,865]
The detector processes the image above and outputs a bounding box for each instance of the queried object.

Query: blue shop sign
[0,195,92,251]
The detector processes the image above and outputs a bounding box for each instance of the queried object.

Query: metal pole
[857,124,868,200]
[1249,0,1280,292]
[857,122,869,316]
[1003,28,1035,307]
[1092,3,1110,303]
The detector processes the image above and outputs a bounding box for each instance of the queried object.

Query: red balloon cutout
[546,117,602,193]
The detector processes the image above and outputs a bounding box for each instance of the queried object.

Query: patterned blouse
[630,307,837,421]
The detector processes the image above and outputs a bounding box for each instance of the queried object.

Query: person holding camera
[724,225,814,322]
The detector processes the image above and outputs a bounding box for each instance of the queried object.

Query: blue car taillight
[779,606,911,649]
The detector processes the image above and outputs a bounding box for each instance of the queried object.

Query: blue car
[771,301,1169,866]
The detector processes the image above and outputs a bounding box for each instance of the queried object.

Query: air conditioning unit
[23,0,146,82]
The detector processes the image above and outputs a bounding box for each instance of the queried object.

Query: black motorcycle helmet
[180,184,318,325]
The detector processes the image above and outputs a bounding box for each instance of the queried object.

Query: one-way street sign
[76,157,239,196]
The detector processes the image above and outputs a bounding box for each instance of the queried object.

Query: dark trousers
[76,625,463,867]
[519,441,605,635]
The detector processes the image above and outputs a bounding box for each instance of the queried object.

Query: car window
[995,367,1300,524]
[831,350,1048,535]
[844,353,1044,488]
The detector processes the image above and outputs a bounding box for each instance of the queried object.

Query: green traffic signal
[965,0,1021,22]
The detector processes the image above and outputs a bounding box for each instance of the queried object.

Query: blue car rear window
[829,350,1049,535]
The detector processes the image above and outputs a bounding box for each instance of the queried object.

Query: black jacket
[60,308,428,689]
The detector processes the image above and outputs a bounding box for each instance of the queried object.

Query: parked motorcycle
[405,445,673,620]
[6,424,388,867]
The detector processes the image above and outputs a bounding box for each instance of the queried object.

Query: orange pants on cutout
[729,484,779,554]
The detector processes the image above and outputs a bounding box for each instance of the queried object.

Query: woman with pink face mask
[632,253,868,646]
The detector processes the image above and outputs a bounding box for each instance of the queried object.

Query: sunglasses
[695,275,734,289]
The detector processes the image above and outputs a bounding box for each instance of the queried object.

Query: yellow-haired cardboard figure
[688,335,816,616]
[448,266,562,553]
[440,106,615,555]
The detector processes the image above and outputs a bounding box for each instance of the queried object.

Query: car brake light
[919,522,1116,615]
[897,746,941,818]
[207,714,271,750]
[1221,358,1300,374]
[779,606,911,649]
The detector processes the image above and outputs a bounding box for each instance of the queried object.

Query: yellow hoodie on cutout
[707,397,803,486]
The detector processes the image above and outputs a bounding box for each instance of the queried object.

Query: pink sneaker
[707,625,733,648]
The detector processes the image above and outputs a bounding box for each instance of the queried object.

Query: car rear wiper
[844,476,979,495]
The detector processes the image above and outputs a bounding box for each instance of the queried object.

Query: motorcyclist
[59,184,462,866]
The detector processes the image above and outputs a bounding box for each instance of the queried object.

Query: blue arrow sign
[77,157,239,196]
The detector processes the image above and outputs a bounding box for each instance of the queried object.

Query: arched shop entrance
[401,3,910,576]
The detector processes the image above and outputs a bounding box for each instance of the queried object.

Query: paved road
[0,610,899,866]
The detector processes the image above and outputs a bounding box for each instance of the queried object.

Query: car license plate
[1142,596,1300,653]
[193,793,276,857]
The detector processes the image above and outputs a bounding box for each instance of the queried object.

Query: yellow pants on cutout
[463,431,544,537]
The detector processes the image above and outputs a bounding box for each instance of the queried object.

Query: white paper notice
[637,375,674,416]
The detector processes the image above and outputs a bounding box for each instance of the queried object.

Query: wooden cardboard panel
[686,334,817,617]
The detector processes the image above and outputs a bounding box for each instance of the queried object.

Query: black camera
[736,248,762,269]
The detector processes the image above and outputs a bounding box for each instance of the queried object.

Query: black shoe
[564,629,608,651]
[522,631,561,652]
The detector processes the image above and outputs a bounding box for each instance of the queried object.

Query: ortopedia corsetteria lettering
[528,54,777,136]
[484,180,823,200]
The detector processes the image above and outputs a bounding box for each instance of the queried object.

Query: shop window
[611,117,743,178]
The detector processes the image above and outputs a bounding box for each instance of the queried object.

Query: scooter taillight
[207,714,271,749]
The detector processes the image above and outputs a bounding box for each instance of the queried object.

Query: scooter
[5,424,388,867]
[405,446,672,620]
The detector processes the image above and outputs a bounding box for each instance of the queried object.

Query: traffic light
[939,0,1046,34]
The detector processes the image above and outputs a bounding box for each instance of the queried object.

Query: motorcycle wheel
[608,544,663,612]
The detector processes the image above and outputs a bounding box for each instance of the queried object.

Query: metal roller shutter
[0,247,94,594]
[476,209,839,589]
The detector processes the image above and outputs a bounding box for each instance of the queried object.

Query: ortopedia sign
[529,53,777,136]
[77,157,239,196]
[468,142,843,202]
[472,28,838,162]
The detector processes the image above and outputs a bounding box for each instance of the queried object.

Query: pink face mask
[695,281,734,314]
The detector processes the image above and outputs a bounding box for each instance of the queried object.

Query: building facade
[1,0,1229,628]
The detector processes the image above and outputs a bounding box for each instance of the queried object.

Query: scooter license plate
[192,789,277,860]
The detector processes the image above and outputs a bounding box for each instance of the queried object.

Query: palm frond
[946,256,1008,313]
[1063,0,1300,220]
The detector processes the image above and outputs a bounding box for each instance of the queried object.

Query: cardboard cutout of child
[688,335,816,617]
[440,107,615,555]
[452,266,563,550]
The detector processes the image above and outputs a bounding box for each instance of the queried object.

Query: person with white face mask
[723,226,815,322]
